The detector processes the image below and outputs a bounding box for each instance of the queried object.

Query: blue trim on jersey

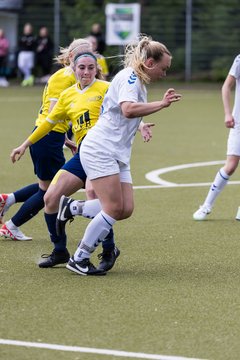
[29,129,65,181]
[128,71,137,84]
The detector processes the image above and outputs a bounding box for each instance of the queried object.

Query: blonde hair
[123,34,172,84]
[55,38,93,66]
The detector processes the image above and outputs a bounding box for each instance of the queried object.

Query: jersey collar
[77,78,96,93]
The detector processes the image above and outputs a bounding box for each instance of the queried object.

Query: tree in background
[16,0,240,81]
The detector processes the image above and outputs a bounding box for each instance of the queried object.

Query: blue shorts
[30,130,65,181]
[62,150,87,183]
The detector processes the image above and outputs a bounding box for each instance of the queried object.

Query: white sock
[6,193,16,207]
[70,200,84,215]
[6,219,18,230]
[82,199,102,218]
[70,199,102,218]
[204,167,229,208]
[74,210,116,261]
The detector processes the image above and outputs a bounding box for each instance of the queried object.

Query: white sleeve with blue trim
[117,68,140,104]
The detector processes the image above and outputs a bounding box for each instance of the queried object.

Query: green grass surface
[0,84,240,360]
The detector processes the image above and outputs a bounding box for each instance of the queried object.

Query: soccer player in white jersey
[55,34,181,276]
[193,55,240,221]
[0,38,90,241]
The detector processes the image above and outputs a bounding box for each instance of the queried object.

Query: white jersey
[229,55,240,125]
[82,67,147,166]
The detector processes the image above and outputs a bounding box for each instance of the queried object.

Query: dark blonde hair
[123,34,172,84]
[55,38,93,66]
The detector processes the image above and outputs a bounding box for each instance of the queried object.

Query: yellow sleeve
[28,120,55,144]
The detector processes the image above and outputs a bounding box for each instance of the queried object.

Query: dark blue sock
[102,228,115,250]
[13,183,39,202]
[44,212,67,251]
[12,188,46,227]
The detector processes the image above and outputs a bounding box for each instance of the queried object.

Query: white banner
[0,0,23,9]
[105,3,141,45]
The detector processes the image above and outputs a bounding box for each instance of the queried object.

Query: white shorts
[18,51,35,69]
[227,127,240,156]
[80,145,132,183]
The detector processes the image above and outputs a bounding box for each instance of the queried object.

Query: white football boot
[193,204,211,221]
[0,223,32,241]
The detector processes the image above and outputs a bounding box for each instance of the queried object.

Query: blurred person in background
[17,23,37,86]
[86,35,109,80]
[90,23,106,54]
[36,26,54,84]
[0,28,9,87]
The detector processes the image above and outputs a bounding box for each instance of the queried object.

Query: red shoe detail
[0,223,32,241]
[0,194,8,223]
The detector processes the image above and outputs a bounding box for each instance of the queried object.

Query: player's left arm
[121,91,181,119]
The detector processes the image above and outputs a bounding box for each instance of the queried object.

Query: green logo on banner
[112,7,134,40]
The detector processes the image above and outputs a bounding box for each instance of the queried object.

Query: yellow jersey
[47,78,109,146]
[36,66,77,133]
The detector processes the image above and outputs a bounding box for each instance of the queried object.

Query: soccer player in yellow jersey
[0,38,91,240]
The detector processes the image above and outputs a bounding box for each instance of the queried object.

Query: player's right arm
[10,120,56,163]
[222,74,235,128]
[11,92,68,163]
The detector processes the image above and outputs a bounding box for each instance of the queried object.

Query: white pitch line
[0,339,207,360]
[77,180,240,192]
[133,181,240,189]
[145,160,226,186]
[78,160,239,190]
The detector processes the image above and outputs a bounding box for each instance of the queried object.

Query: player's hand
[64,138,77,155]
[224,114,235,128]
[162,88,182,107]
[10,145,26,163]
[140,122,155,142]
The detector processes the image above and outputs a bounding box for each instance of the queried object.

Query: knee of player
[224,165,237,176]
[121,205,134,219]
[44,191,58,211]
[110,204,133,220]
[105,204,123,220]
